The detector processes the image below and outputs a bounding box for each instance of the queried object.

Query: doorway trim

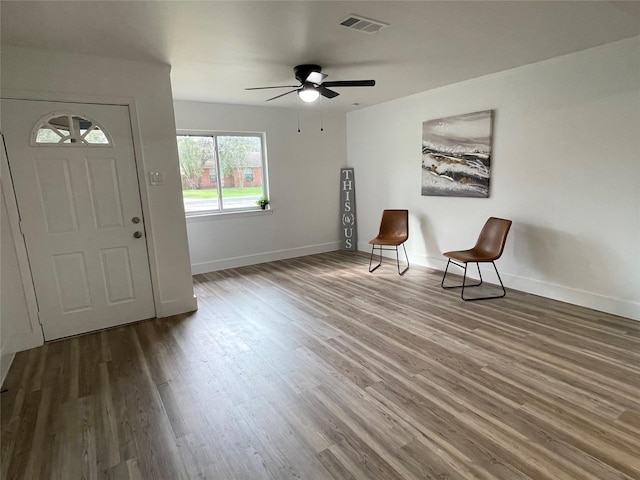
[1,89,162,340]
[1,132,44,350]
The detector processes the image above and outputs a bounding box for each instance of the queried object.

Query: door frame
[1,90,161,342]
[1,132,43,349]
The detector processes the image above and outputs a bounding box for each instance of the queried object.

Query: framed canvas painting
[421,110,493,197]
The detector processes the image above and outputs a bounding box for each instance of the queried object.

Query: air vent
[340,15,388,34]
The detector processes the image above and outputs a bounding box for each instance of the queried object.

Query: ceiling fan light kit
[246,64,375,103]
[298,86,320,103]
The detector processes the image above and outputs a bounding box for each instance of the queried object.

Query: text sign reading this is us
[340,168,357,250]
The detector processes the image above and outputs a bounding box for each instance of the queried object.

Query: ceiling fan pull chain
[297,110,301,133]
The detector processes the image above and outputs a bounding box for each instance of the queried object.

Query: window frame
[176,130,269,218]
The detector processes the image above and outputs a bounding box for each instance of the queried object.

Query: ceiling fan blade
[245,85,300,90]
[318,86,340,99]
[322,80,375,88]
[306,71,328,85]
[265,89,299,101]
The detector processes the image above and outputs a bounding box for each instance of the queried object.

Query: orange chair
[369,210,409,275]
[441,217,512,300]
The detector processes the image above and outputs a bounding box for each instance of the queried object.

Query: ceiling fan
[245,64,375,103]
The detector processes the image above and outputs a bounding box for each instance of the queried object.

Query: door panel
[52,251,92,312]
[1,99,155,340]
[87,157,125,229]
[100,246,135,303]
[35,157,79,233]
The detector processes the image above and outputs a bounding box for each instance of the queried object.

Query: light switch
[149,171,164,186]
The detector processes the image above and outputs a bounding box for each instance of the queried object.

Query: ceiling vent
[340,15,388,34]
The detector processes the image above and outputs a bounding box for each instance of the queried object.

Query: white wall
[347,37,640,321]
[1,47,197,369]
[174,101,347,272]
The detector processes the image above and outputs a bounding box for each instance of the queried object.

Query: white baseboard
[503,274,640,321]
[191,242,341,274]
[0,329,45,386]
[156,295,199,318]
[1,354,15,387]
[359,243,640,322]
[192,241,639,322]
[1,330,45,354]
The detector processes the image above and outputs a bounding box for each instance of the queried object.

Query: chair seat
[441,217,512,300]
[369,234,407,246]
[368,209,409,275]
[443,248,499,263]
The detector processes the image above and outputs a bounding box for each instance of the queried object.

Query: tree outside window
[177,136,215,190]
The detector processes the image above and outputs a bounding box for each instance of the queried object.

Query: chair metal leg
[441,260,506,300]
[369,243,409,275]
[397,243,409,275]
[441,259,452,288]
[369,245,382,272]
[441,259,481,289]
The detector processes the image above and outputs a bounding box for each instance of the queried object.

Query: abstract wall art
[421,110,493,197]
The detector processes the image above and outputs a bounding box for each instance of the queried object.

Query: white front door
[2,99,155,340]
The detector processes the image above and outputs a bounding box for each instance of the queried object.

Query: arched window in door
[31,113,112,146]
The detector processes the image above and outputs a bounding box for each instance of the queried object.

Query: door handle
[133,231,142,239]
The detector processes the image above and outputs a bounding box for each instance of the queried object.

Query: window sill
[185,208,273,223]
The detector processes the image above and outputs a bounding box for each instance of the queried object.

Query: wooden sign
[340,168,357,250]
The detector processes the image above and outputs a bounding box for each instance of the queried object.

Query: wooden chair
[441,217,512,300]
[369,209,409,275]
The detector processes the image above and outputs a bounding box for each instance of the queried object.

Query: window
[32,113,111,146]
[177,133,268,215]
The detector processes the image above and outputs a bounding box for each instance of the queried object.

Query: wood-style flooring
[2,251,640,479]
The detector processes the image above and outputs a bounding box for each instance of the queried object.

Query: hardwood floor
[2,251,639,479]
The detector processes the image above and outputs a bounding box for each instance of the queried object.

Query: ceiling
[2,1,639,111]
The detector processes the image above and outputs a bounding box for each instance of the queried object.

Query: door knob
[133,231,142,239]
[132,216,140,224]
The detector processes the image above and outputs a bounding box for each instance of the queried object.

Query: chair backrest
[379,210,409,239]
[474,217,512,258]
